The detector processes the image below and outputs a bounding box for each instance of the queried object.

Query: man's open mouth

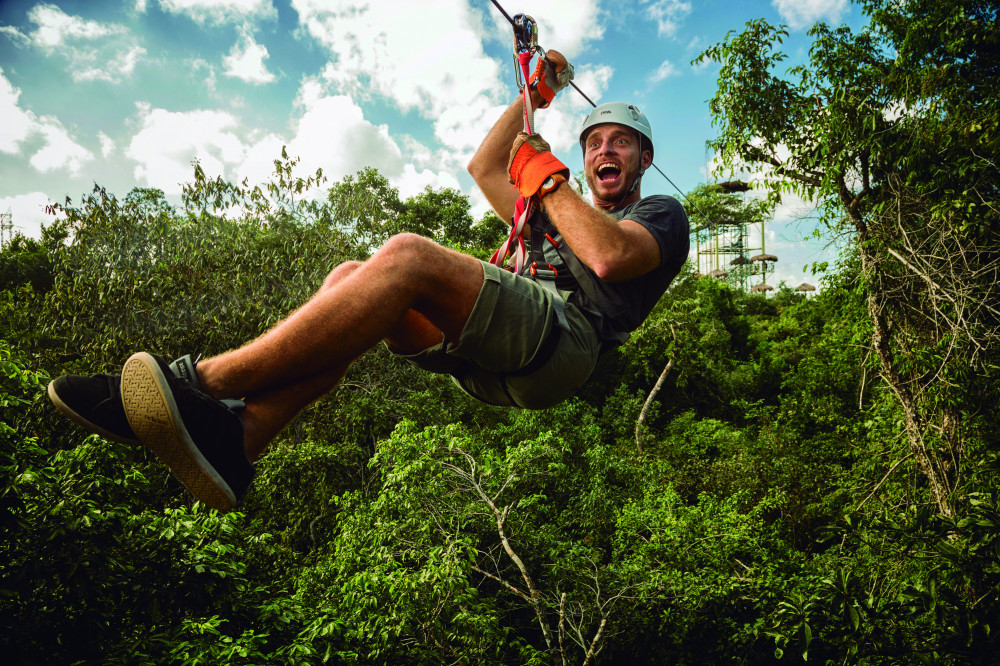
[596,162,622,185]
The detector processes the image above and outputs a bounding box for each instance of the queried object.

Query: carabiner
[511,13,538,90]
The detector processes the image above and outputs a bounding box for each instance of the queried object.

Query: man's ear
[641,149,653,170]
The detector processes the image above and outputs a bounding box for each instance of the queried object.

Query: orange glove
[507,133,569,199]
[529,50,574,108]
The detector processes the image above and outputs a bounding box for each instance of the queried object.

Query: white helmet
[579,102,654,159]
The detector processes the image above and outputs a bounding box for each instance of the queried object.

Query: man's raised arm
[467,91,544,223]
[468,50,573,222]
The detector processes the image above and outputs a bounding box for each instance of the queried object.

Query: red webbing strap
[490,50,539,272]
[489,195,534,272]
[518,51,534,134]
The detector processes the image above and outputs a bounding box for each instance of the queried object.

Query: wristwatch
[539,173,567,198]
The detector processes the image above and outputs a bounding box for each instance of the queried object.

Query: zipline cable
[488,0,712,225]
[490,0,597,107]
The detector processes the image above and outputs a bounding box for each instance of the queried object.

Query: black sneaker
[47,355,212,445]
[47,373,138,444]
[120,352,254,511]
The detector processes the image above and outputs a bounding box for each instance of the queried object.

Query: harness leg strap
[535,277,569,331]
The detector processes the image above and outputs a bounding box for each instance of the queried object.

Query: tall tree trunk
[857,238,955,516]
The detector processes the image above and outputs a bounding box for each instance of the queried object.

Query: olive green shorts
[389,261,601,409]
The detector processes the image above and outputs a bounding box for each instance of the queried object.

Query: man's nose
[596,140,617,156]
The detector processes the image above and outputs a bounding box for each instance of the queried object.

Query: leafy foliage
[699,0,1000,517]
[4,5,1000,658]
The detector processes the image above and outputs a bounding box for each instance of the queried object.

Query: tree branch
[636,322,678,453]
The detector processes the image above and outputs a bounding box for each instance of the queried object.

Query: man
[47,52,689,511]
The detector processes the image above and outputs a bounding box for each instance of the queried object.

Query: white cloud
[126,103,246,194]
[98,131,115,157]
[288,94,403,181]
[29,118,95,175]
[483,0,603,59]
[157,0,277,25]
[223,30,276,84]
[432,96,508,160]
[466,187,494,220]
[27,3,124,48]
[75,44,147,82]
[536,106,585,155]
[238,83,465,206]
[239,87,405,186]
[648,59,678,85]
[1,68,93,173]
[771,0,848,30]
[235,131,285,186]
[21,4,145,83]
[643,0,692,37]
[568,64,613,107]
[0,68,36,153]
[294,0,510,161]
[396,163,462,200]
[295,0,500,115]
[0,25,31,47]
[536,63,614,156]
[771,190,815,225]
[0,192,62,241]
[292,0,609,165]
[516,0,603,59]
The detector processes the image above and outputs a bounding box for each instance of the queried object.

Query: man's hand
[507,133,569,199]
[529,50,574,108]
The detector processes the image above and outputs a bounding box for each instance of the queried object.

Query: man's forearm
[542,185,660,282]
[468,89,546,221]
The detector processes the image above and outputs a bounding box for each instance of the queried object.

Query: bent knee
[375,233,447,268]
[381,232,434,255]
[323,260,363,290]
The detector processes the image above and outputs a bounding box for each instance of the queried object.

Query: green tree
[699,0,1000,517]
[0,222,69,350]
[326,167,406,252]
[400,185,505,255]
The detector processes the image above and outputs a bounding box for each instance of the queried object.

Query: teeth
[597,163,620,178]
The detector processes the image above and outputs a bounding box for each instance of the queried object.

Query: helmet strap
[626,171,643,196]
[625,131,650,196]
[626,142,648,196]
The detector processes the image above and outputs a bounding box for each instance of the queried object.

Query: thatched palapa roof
[717,180,752,193]
[752,283,773,293]
[750,254,778,263]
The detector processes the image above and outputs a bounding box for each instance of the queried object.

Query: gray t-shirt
[521,195,690,344]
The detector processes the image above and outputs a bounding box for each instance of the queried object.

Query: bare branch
[581,618,608,666]
[636,322,678,453]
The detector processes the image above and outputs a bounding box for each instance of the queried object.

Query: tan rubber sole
[121,352,235,511]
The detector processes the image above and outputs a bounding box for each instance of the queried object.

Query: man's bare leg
[194,233,484,458]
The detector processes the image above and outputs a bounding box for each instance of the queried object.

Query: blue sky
[1,0,861,287]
